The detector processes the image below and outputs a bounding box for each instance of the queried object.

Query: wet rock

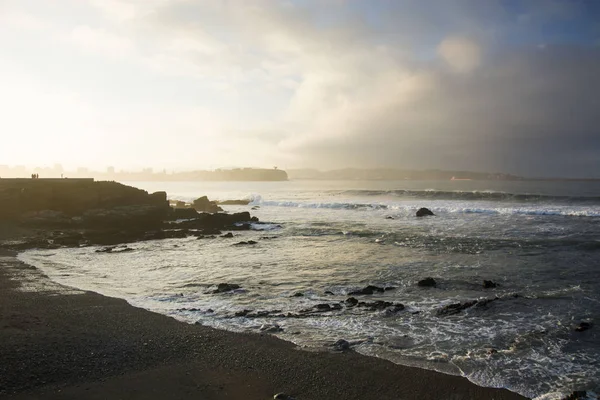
[345,297,358,307]
[416,207,435,217]
[324,290,334,295]
[168,207,199,220]
[251,206,260,210]
[417,277,437,287]
[221,232,234,238]
[235,310,252,317]
[348,285,385,295]
[437,300,478,316]
[233,240,257,246]
[292,292,304,297]
[385,216,394,220]
[260,323,283,333]
[211,283,241,294]
[315,304,331,311]
[192,196,223,213]
[561,391,589,400]
[575,322,592,332]
[358,300,404,312]
[483,280,498,289]
[95,246,134,253]
[333,339,350,351]
[437,297,498,316]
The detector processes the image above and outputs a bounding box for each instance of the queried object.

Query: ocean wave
[251,198,600,217]
[341,189,600,204]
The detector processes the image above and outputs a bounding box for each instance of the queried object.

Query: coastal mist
[20,180,600,400]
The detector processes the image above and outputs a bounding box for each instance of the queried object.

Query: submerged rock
[348,285,386,295]
[575,322,592,332]
[417,277,437,287]
[292,292,304,297]
[345,297,359,307]
[211,283,241,294]
[483,280,498,289]
[221,232,234,238]
[416,207,435,217]
[233,240,257,246]
[437,297,498,316]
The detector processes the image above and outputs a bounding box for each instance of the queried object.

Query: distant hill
[287,168,523,181]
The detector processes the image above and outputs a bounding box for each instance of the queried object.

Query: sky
[1,0,599,177]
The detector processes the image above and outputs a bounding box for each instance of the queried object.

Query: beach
[0,248,526,400]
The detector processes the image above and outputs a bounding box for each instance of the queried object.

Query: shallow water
[19,180,600,399]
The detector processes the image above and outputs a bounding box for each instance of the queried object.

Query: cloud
[69,25,133,57]
[437,36,482,73]
[3,0,600,176]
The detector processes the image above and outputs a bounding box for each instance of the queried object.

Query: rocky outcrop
[416,207,435,217]
[437,297,498,316]
[192,196,223,213]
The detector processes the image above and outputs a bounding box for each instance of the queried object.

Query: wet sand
[0,249,527,400]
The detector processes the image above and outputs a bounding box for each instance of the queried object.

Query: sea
[19,179,600,399]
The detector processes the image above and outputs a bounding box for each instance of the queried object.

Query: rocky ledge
[0,179,258,249]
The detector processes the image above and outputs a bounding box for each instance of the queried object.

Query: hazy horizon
[2,1,599,178]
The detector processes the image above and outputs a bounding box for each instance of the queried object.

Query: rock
[251,206,260,210]
[233,240,257,246]
[333,339,350,351]
[192,196,223,213]
[324,290,335,295]
[417,277,437,287]
[292,292,304,297]
[345,297,359,307]
[358,300,404,312]
[348,285,386,295]
[416,207,435,217]
[385,216,395,220]
[221,232,234,238]
[436,297,498,316]
[315,303,331,311]
[483,280,498,289]
[575,322,592,332]
[211,283,241,294]
[168,207,199,220]
[437,300,478,316]
[561,391,589,400]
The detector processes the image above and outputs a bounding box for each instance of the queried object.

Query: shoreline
[0,249,528,400]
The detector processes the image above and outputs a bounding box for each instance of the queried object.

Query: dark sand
[0,249,528,400]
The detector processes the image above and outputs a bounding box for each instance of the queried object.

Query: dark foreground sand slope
[0,251,527,400]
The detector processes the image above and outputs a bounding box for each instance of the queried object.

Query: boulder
[416,207,435,217]
[417,277,437,287]
[192,196,223,213]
